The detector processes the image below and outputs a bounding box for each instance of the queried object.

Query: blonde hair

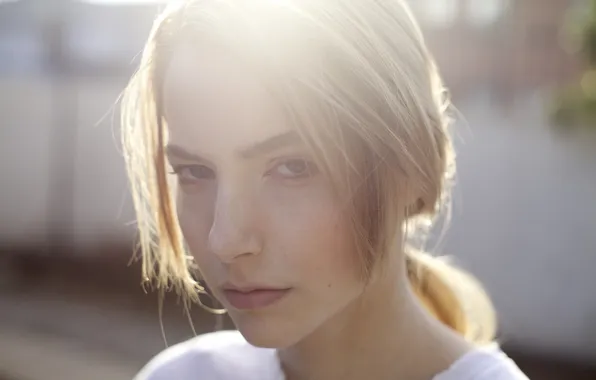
[121,0,496,344]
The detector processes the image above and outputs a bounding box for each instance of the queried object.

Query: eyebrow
[165,144,208,163]
[239,130,301,159]
[165,130,302,162]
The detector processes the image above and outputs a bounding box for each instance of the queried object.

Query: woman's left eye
[268,158,318,180]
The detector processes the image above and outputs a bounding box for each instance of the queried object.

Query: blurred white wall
[0,77,53,244]
[0,77,135,248]
[445,92,596,361]
[72,78,136,248]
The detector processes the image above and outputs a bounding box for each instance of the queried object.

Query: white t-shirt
[136,330,529,380]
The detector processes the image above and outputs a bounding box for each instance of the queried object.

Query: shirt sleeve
[134,339,221,380]
[134,330,261,380]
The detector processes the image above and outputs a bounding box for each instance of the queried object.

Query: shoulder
[134,330,280,380]
[435,344,530,380]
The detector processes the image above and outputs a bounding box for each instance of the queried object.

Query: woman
[122,0,529,379]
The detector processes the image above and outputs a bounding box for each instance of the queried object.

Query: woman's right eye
[170,164,216,184]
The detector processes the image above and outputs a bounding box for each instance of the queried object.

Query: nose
[208,186,262,263]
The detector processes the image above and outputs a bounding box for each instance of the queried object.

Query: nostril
[208,223,253,261]
[208,189,262,261]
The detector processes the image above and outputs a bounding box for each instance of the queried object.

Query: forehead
[162,43,290,150]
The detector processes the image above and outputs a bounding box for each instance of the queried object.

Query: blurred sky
[0,0,510,28]
[81,0,167,3]
[70,0,511,31]
[64,0,511,22]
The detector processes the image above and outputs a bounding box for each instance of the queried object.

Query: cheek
[264,183,360,286]
[175,190,215,270]
[174,180,361,292]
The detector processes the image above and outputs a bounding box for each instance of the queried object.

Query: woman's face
[162,45,364,348]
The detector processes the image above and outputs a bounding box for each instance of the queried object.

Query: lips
[222,287,290,310]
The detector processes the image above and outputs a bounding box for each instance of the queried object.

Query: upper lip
[221,283,289,293]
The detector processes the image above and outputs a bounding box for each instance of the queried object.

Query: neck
[277,257,472,380]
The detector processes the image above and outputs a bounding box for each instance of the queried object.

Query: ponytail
[406,250,497,345]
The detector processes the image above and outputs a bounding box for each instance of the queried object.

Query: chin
[230,312,303,349]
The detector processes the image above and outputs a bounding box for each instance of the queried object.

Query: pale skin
[162,44,473,380]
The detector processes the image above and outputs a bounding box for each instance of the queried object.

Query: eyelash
[169,158,318,185]
[266,158,318,180]
[169,164,215,185]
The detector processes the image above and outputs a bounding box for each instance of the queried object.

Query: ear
[401,180,425,219]
[405,197,425,218]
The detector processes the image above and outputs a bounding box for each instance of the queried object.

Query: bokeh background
[1,0,595,379]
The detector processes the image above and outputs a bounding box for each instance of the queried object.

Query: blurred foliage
[550,0,596,130]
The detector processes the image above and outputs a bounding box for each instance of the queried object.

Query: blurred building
[410,0,582,97]
[0,0,584,90]
[0,0,157,75]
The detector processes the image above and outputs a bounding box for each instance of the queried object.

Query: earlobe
[405,198,425,218]
[405,194,426,219]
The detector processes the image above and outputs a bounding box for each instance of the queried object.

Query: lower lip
[223,289,290,310]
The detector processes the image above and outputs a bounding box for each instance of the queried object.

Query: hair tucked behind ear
[121,0,497,344]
